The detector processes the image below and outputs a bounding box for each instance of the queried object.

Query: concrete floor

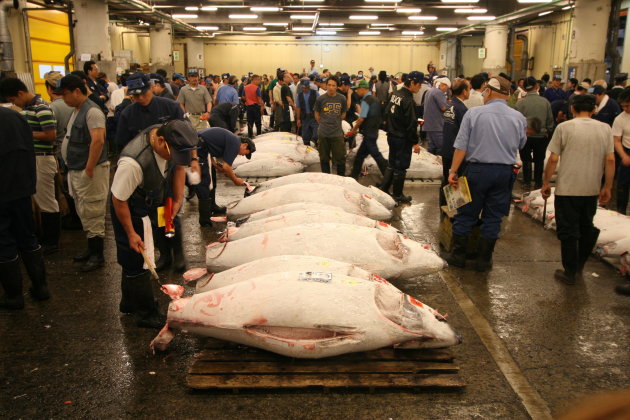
[1,177,629,420]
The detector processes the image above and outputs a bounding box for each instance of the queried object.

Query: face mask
[482,89,488,99]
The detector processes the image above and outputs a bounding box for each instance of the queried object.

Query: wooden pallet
[187,342,465,391]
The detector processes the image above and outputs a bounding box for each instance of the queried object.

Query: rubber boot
[555,239,579,285]
[40,212,61,255]
[615,283,630,296]
[129,271,166,329]
[209,188,226,214]
[475,237,497,272]
[392,172,412,204]
[376,157,388,176]
[171,230,187,274]
[73,238,91,262]
[379,168,394,193]
[320,161,331,174]
[155,234,172,272]
[349,156,364,179]
[20,246,50,301]
[0,256,25,309]
[443,234,468,268]
[80,237,105,272]
[119,272,135,314]
[576,227,600,282]
[198,198,213,227]
[336,163,346,177]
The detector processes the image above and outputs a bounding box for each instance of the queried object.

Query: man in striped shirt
[0,78,61,254]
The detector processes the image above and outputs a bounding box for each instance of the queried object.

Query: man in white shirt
[463,74,485,109]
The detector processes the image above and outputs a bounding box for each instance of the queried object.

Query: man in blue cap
[382,71,424,203]
[295,78,319,146]
[170,73,186,98]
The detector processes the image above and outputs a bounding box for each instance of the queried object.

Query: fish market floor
[1,178,629,420]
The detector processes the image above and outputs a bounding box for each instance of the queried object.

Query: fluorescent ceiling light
[196,26,219,31]
[402,30,424,35]
[371,23,393,26]
[185,6,198,11]
[349,15,379,20]
[172,14,197,19]
[467,15,496,20]
[408,15,438,20]
[562,4,575,10]
[229,14,258,19]
[301,0,324,2]
[538,10,552,16]
[441,0,479,2]
[316,30,337,35]
[292,26,313,31]
[201,6,218,11]
[290,14,316,19]
[319,23,345,26]
[436,27,458,31]
[517,0,548,2]
[397,8,421,13]
[454,8,487,13]
[263,22,289,26]
[243,27,267,31]
[251,7,281,12]
[364,0,399,2]
[359,31,381,35]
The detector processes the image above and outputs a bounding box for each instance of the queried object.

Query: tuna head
[375,282,462,349]
[358,193,393,221]
[375,232,446,278]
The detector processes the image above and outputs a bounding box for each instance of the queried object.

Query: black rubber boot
[40,212,61,255]
[198,198,213,227]
[443,234,468,268]
[0,256,25,309]
[119,272,135,314]
[379,168,394,193]
[73,238,91,262]
[155,234,172,272]
[171,230,187,274]
[336,163,346,177]
[555,239,579,285]
[576,227,600,282]
[80,237,105,272]
[616,283,630,296]
[320,161,331,174]
[209,188,226,214]
[20,246,50,301]
[392,172,412,204]
[349,157,364,179]
[131,271,166,329]
[475,237,497,272]
[376,157,388,176]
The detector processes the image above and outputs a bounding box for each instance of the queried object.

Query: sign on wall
[478,48,486,59]
[173,51,180,61]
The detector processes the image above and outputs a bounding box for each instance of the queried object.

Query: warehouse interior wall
[109,24,150,65]
[195,37,440,77]
[6,5,30,74]
[461,36,484,77]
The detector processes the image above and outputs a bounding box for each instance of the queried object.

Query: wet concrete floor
[1,176,629,419]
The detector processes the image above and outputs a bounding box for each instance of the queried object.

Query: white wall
[461,36,484,76]
[109,24,150,64]
[191,36,439,77]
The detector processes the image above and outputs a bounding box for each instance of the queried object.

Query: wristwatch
[449,169,456,174]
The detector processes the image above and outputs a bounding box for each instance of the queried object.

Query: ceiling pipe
[423,0,568,41]
[112,0,200,33]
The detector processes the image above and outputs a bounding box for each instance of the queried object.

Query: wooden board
[187,343,465,391]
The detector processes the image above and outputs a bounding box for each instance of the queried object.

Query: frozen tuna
[251,140,320,166]
[233,154,304,177]
[226,183,392,221]
[151,272,461,358]
[206,223,445,279]
[189,254,379,293]
[251,172,396,210]
[221,209,399,242]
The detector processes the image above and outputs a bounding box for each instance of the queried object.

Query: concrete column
[568,0,611,81]
[186,38,204,72]
[482,24,508,75]
[150,22,172,67]
[439,38,457,79]
[73,0,115,76]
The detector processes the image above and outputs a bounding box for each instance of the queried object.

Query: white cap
[434,77,451,88]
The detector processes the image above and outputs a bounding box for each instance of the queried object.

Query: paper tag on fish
[298,272,332,283]
[156,206,165,227]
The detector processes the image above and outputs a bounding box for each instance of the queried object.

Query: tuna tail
[150,323,175,354]
[210,216,228,223]
[182,268,213,286]
[161,284,184,300]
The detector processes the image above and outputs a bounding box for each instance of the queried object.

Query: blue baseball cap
[300,79,310,88]
[173,73,186,82]
[407,71,425,84]
[126,72,151,95]
[340,76,352,86]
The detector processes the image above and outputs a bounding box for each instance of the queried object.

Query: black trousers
[386,134,414,175]
[519,136,548,186]
[554,195,598,241]
[246,105,262,137]
[0,196,39,261]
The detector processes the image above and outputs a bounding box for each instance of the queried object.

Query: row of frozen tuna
[521,188,630,274]
[232,129,443,179]
[151,173,461,358]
